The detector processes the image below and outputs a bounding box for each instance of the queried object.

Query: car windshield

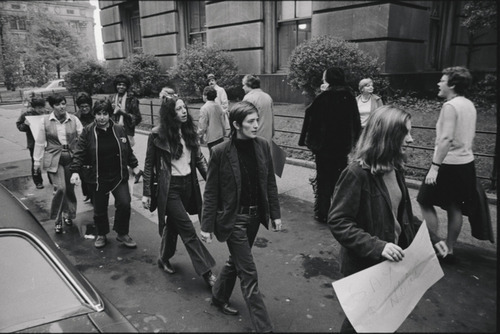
[40,81,53,88]
[0,235,91,332]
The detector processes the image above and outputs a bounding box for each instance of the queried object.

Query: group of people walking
[17,65,488,333]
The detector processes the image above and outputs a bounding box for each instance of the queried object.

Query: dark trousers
[93,180,131,236]
[28,146,43,186]
[314,153,347,220]
[161,175,215,276]
[212,213,273,332]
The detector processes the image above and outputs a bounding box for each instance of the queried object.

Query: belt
[238,205,258,215]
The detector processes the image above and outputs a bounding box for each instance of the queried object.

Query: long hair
[351,105,411,174]
[157,97,198,160]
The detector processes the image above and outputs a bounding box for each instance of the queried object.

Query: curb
[134,131,497,206]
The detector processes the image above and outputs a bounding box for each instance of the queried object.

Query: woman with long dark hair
[142,97,216,288]
[328,106,448,333]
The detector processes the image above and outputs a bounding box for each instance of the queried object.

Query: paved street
[0,103,497,332]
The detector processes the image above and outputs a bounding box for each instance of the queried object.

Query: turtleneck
[234,139,259,207]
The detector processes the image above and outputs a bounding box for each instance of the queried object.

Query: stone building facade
[99,1,497,102]
[0,0,97,87]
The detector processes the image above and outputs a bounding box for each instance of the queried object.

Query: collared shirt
[198,101,226,144]
[33,112,83,164]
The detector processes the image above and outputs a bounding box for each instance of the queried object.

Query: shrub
[118,52,169,97]
[287,35,387,101]
[64,60,110,95]
[169,42,240,100]
[469,73,497,108]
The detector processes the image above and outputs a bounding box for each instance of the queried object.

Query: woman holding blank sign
[328,106,448,333]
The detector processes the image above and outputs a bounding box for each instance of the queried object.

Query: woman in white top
[141,97,217,288]
[356,78,383,128]
[417,66,478,264]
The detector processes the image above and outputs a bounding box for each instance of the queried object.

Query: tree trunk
[57,64,61,79]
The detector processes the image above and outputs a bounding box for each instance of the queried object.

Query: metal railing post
[150,100,154,128]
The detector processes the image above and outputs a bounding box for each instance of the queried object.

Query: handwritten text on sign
[332,222,444,333]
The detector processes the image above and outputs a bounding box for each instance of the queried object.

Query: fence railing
[9,95,495,190]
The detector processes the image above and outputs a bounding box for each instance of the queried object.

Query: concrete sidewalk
[132,129,497,253]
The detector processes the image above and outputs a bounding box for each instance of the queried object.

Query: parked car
[22,79,68,106]
[0,183,138,332]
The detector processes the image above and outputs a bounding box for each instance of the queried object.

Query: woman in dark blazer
[299,67,361,223]
[328,106,448,333]
[141,97,216,288]
[70,98,140,249]
[200,101,282,333]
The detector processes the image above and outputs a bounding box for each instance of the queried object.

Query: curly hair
[158,97,198,160]
[113,74,131,91]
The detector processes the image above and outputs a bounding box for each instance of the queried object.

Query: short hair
[228,101,259,138]
[75,92,92,107]
[352,105,411,174]
[324,67,346,86]
[242,74,260,89]
[203,86,217,101]
[358,78,373,92]
[442,66,472,95]
[30,96,46,108]
[47,94,66,108]
[113,74,131,90]
[92,98,113,115]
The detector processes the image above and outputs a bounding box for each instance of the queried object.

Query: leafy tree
[461,1,497,68]
[169,42,240,99]
[65,60,110,95]
[29,12,84,79]
[21,54,50,87]
[117,52,169,97]
[287,36,386,101]
[1,35,23,90]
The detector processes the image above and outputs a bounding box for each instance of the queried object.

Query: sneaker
[116,234,137,248]
[94,235,107,248]
[35,183,44,189]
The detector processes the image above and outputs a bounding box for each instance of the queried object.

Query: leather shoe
[212,298,239,316]
[157,258,175,274]
[203,271,217,288]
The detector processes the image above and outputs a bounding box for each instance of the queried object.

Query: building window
[9,17,27,31]
[187,1,206,44]
[277,1,311,70]
[121,1,142,55]
[67,9,74,14]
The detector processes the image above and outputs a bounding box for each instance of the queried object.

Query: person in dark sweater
[299,67,361,223]
[70,98,140,249]
[74,92,95,203]
[200,101,282,333]
[16,96,48,189]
